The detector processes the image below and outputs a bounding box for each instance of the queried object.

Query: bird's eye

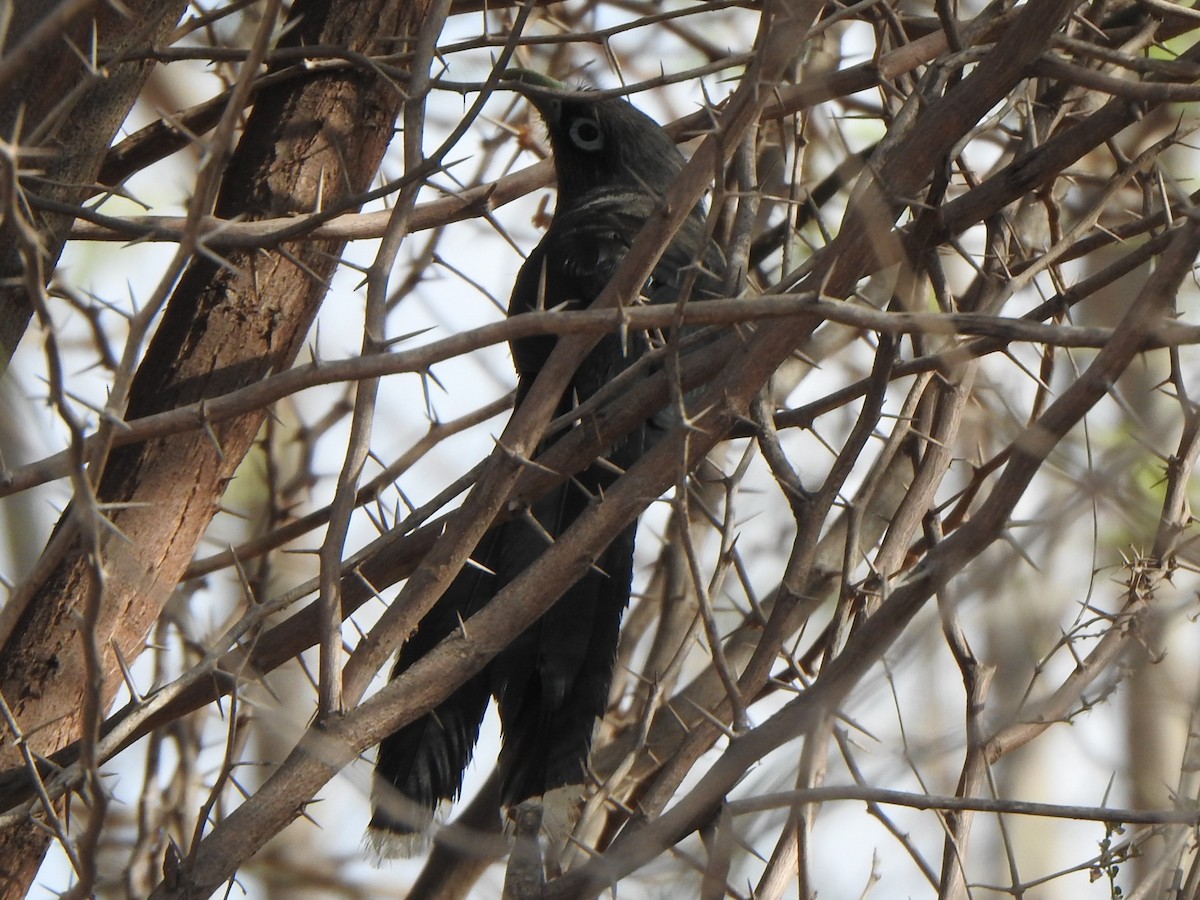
[568,117,604,151]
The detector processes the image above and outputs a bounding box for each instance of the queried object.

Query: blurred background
[3,1,1200,897]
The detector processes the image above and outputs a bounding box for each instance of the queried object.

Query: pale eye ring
[569,118,604,150]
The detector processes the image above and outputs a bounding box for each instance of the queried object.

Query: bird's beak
[501,68,567,93]
[501,68,571,119]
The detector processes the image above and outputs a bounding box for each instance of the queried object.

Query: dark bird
[368,70,723,858]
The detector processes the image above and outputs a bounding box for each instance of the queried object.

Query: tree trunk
[0,0,189,368]
[0,0,433,894]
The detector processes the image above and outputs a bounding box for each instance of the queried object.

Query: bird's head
[503,68,688,203]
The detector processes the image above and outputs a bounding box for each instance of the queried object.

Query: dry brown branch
[4,0,1200,897]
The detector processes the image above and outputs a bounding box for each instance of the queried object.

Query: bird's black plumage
[369,73,723,858]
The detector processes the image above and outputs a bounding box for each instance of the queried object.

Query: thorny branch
[4,1,1200,898]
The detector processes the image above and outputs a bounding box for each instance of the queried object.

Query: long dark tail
[367,530,501,858]
[370,426,642,855]
[489,461,638,838]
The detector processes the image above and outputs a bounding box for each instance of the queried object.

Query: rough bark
[0,0,189,368]
[0,0,432,894]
